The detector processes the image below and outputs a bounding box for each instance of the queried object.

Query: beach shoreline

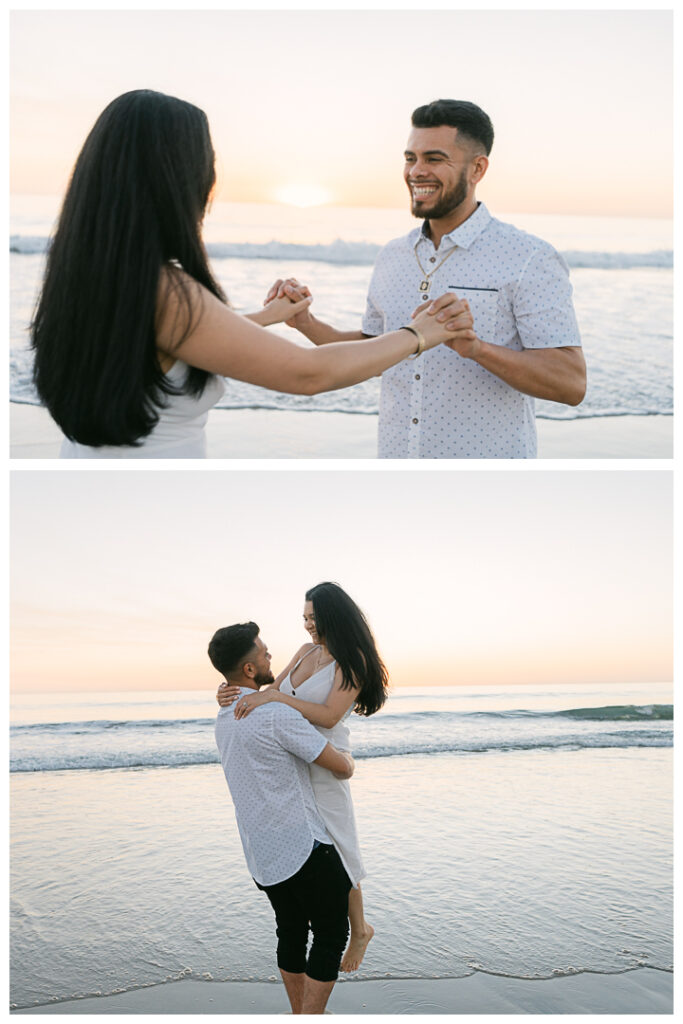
[11,968,673,1014]
[10,706,672,1014]
[9,403,674,459]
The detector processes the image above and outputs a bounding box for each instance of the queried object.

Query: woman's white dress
[59,361,226,459]
[281,654,366,887]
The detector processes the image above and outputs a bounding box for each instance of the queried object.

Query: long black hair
[306,582,388,717]
[31,89,226,447]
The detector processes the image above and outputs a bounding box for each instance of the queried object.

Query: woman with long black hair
[217,582,388,973]
[31,89,472,458]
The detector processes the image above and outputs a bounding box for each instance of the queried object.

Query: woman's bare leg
[340,884,374,972]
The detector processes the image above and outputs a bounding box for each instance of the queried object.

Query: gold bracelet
[401,325,426,359]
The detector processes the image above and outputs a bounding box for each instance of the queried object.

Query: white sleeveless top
[281,649,366,886]
[59,361,226,459]
[281,652,353,752]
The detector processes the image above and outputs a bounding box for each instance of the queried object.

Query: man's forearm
[314,743,355,779]
[470,342,586,406]
[331,752,355,779]
[296,313,368,346]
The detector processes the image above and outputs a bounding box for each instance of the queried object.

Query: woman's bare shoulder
[157,263,202,302]
[286,642,317,671]
[272,642,316,690]
[156,265,207,348]
[294,642,317,659]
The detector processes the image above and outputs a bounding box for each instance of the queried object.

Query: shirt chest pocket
[448,286,499,344]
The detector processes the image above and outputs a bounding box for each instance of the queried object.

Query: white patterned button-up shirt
[215,694,330,886]
[362,203,582,459]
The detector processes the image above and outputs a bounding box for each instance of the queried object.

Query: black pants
[257,844,351,983]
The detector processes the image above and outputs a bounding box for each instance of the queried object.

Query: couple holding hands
[31,91,474,460]
[31,89,584,460]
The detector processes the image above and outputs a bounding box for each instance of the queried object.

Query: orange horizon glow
[10,10,673,219]
[11,629,673,696]
[10,146,674,222]
[11,471,673,698]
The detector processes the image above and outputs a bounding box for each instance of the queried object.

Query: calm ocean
[10,197,672,423]
[10,682,672,1009]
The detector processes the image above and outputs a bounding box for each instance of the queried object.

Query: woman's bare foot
[340,924,374,972]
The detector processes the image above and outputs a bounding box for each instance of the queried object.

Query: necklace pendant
[419,280,430,291]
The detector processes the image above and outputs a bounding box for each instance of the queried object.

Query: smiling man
[270,99,586,459]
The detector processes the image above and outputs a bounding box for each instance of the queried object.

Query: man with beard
[211,622,354,1014]
[268,99,586,459]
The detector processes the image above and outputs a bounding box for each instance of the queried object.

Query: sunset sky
[10,469,672,694]
[10,8,672,217]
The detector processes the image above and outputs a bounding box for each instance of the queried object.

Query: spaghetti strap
[290,646,319,676]
[281,654,365,888]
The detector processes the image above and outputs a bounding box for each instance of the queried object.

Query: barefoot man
[211,622,356,1014]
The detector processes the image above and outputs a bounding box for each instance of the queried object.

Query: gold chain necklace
[414,238,458,293]
[313,644,330,672]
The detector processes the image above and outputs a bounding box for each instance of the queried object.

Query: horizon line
[10,679,674,699]
[8,192,675,223]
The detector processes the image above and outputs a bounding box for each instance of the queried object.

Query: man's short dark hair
[411,100,494,156]
[208,622,259,676]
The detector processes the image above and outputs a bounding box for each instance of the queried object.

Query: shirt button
[429,257,437,263]
[412,418,419,425]
[415,374,421,380]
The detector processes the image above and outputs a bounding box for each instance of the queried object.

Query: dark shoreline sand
[12,968,672,1014]
[9,403,674,459]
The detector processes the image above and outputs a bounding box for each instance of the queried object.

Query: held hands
[259,289,312,327]
[411,293,480,358]
[265,278,314,329]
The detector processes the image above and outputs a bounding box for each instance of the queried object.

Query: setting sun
[274,183,332,208]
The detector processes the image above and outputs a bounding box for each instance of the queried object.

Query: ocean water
[10,682,673,1009]
[10,196,673,423]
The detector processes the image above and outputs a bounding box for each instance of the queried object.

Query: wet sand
[12,968,673,1014]
[9,404,674,460]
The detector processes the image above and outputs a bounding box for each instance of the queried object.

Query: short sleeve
[361,266,384,337]
[513,246,582,350]
[271,706,327,763]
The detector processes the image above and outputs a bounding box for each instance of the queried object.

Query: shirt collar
[418,201,491,251]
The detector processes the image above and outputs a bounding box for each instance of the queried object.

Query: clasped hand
[411,294,481,358]
[259,290,312,327]
[264,279,313,328]
[266,277,479,354]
